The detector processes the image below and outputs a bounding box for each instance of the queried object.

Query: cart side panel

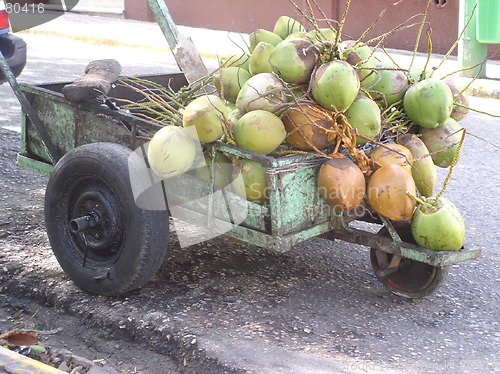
[162,173,270,233]
[28,97,76,162]
[268,162,331,236]
[213,143,333,237]
[22,96,135,163]
[18,73,189,167]
[74,109,134,148]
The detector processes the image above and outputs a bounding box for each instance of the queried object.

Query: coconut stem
[356,0,406,47]
[465,131,500,150]
[421,28,433,79]
[409,0,432,72]
[440,59,487,82]
[406,191,434,209]
[335,0,351,47]
[455,103,500,118]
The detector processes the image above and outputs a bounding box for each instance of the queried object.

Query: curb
[0,261,245,374]
[0,347,65,374]
[466,83,500,100]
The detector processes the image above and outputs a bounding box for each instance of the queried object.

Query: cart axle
[69,214,98,233]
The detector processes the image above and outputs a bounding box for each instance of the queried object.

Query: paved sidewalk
[17,11,500,99]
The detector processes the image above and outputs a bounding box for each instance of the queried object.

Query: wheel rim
[370,249,439,294]
[370,226,444,296]
[67,175,125,266]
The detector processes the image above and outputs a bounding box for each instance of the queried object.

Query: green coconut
[285,31,309,40]
[446,80,470,122]
[214,67,251,103]
[408,67,430,84]
[398,134,438,197]
[249,41,275,75]
[234,110,286,155]
[420,117,464,168]
[225,101,237,112]
[367,64,409,107]
[344,94,381,145]
[403,78,453,128]
[219,53,251,72]
[195,152,234,188]
[306,28,337,43]
[311,60,360,112]
[227,106,243,132]
[237,159,268,203]
[236,72,286,113]
[273,16,305,39]
[411,197,465,251]
[249,29,283,53]
[340,40,378,88]
[182,95,227,143]
[269,38,319,84]
[147,126,196,179]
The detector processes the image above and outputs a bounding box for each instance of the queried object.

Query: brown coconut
[282,104,333,150]
[317,155,366,211]
[446,80,470,121]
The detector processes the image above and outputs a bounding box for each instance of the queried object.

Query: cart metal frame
[0,0,481,297]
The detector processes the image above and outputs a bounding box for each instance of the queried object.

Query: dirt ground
[0,293,181,373]
[0,127,181,374]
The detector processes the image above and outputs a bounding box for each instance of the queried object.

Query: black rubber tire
[44,142,169,296]
[370,225,448,298]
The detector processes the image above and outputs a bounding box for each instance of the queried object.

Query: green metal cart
[0,1,481,298]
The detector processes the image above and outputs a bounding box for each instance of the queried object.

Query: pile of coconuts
[146,14,470,253]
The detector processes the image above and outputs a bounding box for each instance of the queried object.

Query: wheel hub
[70,188,124,261]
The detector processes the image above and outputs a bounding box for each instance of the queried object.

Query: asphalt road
[0,33,499,373]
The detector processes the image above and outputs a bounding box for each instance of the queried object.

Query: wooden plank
[147,0,209,83]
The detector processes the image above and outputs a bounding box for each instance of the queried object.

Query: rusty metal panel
[74,110,133,148]
[332,227,481,267]
[267,160,331,236]
[212,142,332,237]
[31,96,77,155]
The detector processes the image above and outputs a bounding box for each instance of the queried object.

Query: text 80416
[6,3,44,14]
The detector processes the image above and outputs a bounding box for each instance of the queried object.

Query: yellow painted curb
[0,347,65,373]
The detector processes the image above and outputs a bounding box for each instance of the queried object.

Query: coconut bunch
[222,13,470,252]
[115,1,473,252]
[211,17,384,161]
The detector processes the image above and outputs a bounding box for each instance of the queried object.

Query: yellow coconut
[317,155,366,211]
[182,95,227,143]
[367,164,416,222]
[147,126,196,179]
[370,144,412,173]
